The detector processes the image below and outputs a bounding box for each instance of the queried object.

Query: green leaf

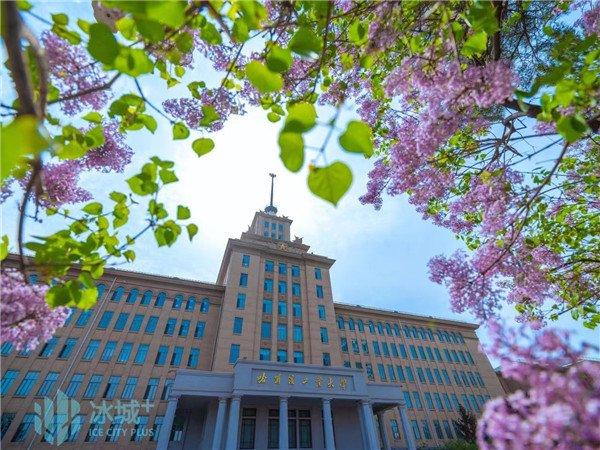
[308,162,353,206]
[461,31,488,57]
[289,27,322,56]
[266,45,293,73]
[138,114,157,133]
[113,47,154,76]
[278,132,304,173]
[232,19,249,42]
[556,115,589,143]
[192,138,215,157]
[177,205,191,220]
[82,202,103,215]
[267,112,281,122]
[186,223,198,240]
[283,102,317,133]
[246,61,283,94]
[82,111,103,123]
[87,23,119,64]
[348,20,368,45]
[123,249,136,262]
[1,116,50,181]
[201,22,222,45]
[109,191,127,203]
[136,18,165,42]
[116,16,137,40]
[199,105,220,127]
[172,122,190,140]
[51,13,68,25]
[145,0,187,28]
[338,120,373,157]
[0,235,8,261]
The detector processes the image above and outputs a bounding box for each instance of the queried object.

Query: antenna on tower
[265,173,278,215]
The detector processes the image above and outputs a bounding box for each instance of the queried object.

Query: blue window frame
[292,302,302,317]
[100,341,117,362]
[126,289,138,304]
[103,375,121,399]
[111,286,125,302]
[83,374,102,399]
[278,300,287,316]
[261,321,271,339]
[365,364,374,380]
[155,346,169,365]
[145,316,159,334]
[391,343,399,357]
[406,366,415,382]
[82,340,100,360]
[164,318,177,336]
[200,298,210,313]
[259,348,271,361]
[265,260,274,272]
[14,371,39,396]
[229,344,240,364]
[377,363,386,381]
[293,325,303,342]
[65,373,84,397]
[187,348,200,368]
[264,278,273,293]
[278,349,288,363]
[233,317,243,335]
[58,338,77,359]
[396,366,406,382]
[348,318,355,330]
[278,262,287,275]
[179,320,190,337]
[373,341,381,356]
[357,320,364,332]
[155,292,166,307]
[140,290,153,305]
[277,324,287,341]
[262,299,273,314]
[172,295,183,309]
[122,377,138,399]
[1,342,13,357]
[318,305,326,320]
[134,344,149,364]
[1,370,19,395]
[97,311,114,329]
[143,378,159,400]
[403,391,413,409]
[237,293,246,309]
[337,316,345,330]
[242,254,251,267]
[315,285,323,298]
[113,312,129,331]
[382,342,390,357]
[39,337,59,357]
[368,321,375,333]
[320,327,329,343]
[322,353,331,366]
[278,281,287,294]
[129,314,143,332]
[194,321,206,338]
[314,268,322,279]
[293,351,304,363]
[170,347,183,366]
[291,265,300,277]
[186,296,196,311]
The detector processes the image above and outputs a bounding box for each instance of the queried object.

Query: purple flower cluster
[478,322,600,450]
[42,31,110,116]
[574,0,600,36]
[82,122,133,173]
[0,269,69,351]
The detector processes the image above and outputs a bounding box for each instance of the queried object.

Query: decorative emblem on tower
[264,173,278,215]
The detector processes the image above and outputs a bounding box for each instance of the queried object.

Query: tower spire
[264,173,278,215]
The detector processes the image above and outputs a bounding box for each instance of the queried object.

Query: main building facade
[1,208,505,449]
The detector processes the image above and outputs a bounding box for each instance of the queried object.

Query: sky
[2,1,598,359]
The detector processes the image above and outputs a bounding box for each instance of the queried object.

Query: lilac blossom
[82,122,133,173]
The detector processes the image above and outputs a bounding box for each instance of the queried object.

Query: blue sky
[2,2,598,358]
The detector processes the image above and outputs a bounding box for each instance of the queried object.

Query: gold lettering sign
[327,377,334,389]
[288,374,295,385]
[315,376,322,388]
[301,376,308,385]
[339,378,348,390]
[274,373,281,384]
[257,372,267,384]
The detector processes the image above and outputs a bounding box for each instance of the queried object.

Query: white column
[212,397,228,450]
[357,402,370,450]
[376,412,391,450]
[360,400,379,450]
[279,396,289,450]
[224,396,241,450]
[322,398,336,450]
[157,396,178,450]
[397,405,417,450]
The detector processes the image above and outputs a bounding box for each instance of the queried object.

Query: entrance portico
[158,361,415,450]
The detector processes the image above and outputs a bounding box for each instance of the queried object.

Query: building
[0,187,505,449]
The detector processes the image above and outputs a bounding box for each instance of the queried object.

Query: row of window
[402,390,491,415]
[340,338,475,366]
[405,418,458,442]
[337,317,467,346]
[242,253,323,282]
[227,345,331,366]
[2,411,165,443]
[262,220,285,240]
[260,299,328,321]
[239,274,324,299]
[259,322,329,344]
[105,285,212,312]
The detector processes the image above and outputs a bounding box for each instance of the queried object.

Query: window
[357,320,365,332]
[200,298,210,313]
[237,293,246,309]
[417,367,426,383]
[155,345,168,365]
[396,366,406,382]
[103,376,121,399]
[277,349,288,362]
[340,337,348,352]
[291,265,300,277]
[229,344,240,363]
[365,363,374,380]
[368,321,375,333]
[1,342,13,356]
[412,392,423,410]
[122,377,138,399]
[264,278,273,292]
[65,373,84,397]
[242,254,251,267]
[114,312,129,331]
[145,316,159,333]
[293,351,304,363]
[318,305,326,320]
[150,416,164,442]
[425,392,434,410]
[186,296,196,311]
[418,346,426,360]
[406,366,415,382]
[131,415,149,442]
[82,340,100,360]
[315,285,324,298]
[163,379,176,399]
[97,311,113,329]
[179,320,190,337]
[287,324,302,343]
[337,316,345,329]
[233,317,244,335]
[170,346,183,366]
[320,327,329,343]
[83,374,102,399]
[434,348,442,361]
[292,302,302,317]
[263,299,273,314]
[1,412,15,439]
[292,283,301,296]
[391,343,399,357]
[100,341,117,362]
[387,364,396,381]
[393,324,400,336]
[390,419,400,439]
[410,345,418,359]
[105,416,124,442]
[348,318,355,330]
[164,318,177,335]
[240,408,256,449]
[117,342,133,363]
[111,286,125,302]
[352,339,360,353]
[194,321,206,338]
[411,420,421,440]
[443,420,455,439]
[39,337,59,357]
[422,420,432,440]
[278,262,287,274]
[259,348,271,361]
[155,292,166,307]
[377,364,387,381]
[403,391,413,409]
[126,288,138,304]
[1,370,19,395]
[172,294,183,309]
[187,348,200,368]
[10,413,35,442]
[322,352,331,366]
[377,322,384,335]
[265,260,274,272]
[261,322,272,339]
[58,338,77,358]
[240,273,249,287]
[278,300,288,316]
[143,378,159,400]
[373,341,381,356]
[277,324,288,341]
[314,267,322,279]
[382,342,390,357]
[128,314,143,332]
[426,368,435,383]
[141,290,153,305]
